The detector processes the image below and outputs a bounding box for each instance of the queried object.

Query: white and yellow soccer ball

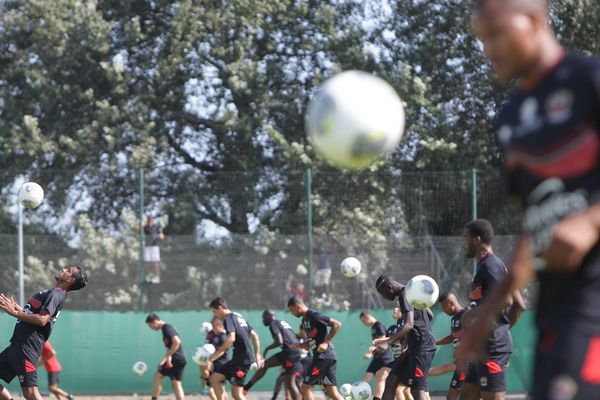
[18,182,44,209]
[405,275,440,310]
[340,257,361,278]
[350,380,372,400]
[340,383,353,399]
[305,70,405,170]
[192,343,216,365]
[200,321,212,335]
[132,361,148,376]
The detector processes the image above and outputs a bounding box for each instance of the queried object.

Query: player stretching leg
[359,311,393,400]
[244,310,302,400]
[208,298,263,400]
[287,296,344,400]
[458,2,600,399]
[0,266,87,400]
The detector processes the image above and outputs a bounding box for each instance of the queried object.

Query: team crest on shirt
[545,89,574,124]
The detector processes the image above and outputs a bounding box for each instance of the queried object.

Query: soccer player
[244,310,301,400]
[429,293,466,400]
[457,1,600,399]
[359,311,393,400]
[208,298,263,400]
[146,313,187,400]
[373,275,436,400]
[41,341,74,400]
[386,307,413,400]
[0,266,87,400]
[287,296,344,400]
[202,318,230,400]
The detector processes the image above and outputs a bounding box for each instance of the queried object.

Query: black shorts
[389,352,409,376]
[274,351,302,376]
[300,357,312,379]
[214,360,251,387]
[449,369,465,390]
[465,352,510,392]
[0,346,38,388]
[303,358,337,387]
[158,359,186,381]
[48,371,60,386]
[533,326,600,400]
[397,350,435,391]
[366,356,392,374]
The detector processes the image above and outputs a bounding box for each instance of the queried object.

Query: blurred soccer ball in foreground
[18,182,44,209]
[350,380,372,400]
[340,383,353,399]
[305,71,405,170]
[405,275,439,310]
[132,361,148,376]
[340,257,361,278]
[192,344,216,365]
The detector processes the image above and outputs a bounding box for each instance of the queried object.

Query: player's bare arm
[209,332,235,364]
[323,318,341,349]
[249,329,264,367]
[507,290,526,326]
[436,334,454,346]
[373,310,413,356]
[0,298,52,327]
[263,332,283,357]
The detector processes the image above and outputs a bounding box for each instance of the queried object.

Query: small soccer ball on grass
[18,182,44,209]
[305,70,405,170]
[340,257,361,278]
[350,380,372,400]
[340,383,353,399]
[405,275,439,310]
[132,361,148,376]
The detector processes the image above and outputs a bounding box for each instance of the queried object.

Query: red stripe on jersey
[505,126,599,179]
[24,359,36,373]
[581,336,600,384]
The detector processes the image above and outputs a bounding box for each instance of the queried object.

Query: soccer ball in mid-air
[305,70,405,170]
[350,380,372,400]
[200,321,212,335]
[18,182,44,209]
[340,383,353,399]
[340,257,361,278]
[132,361,148,376]
[405,275,440,310]
[192,344,216,365]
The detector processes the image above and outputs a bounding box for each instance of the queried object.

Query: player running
[146,313,187,400]
[428,293,466,400]
[458,1,600,399]
[201,318,230,400]
[359,311,393,400]
[244,310,301,400]
[0,266,87,400]
[208,298,263,400]
[287,296,344,400]
[373,275,436,400]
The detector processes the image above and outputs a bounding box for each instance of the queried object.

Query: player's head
[463,219,494,258]
[147,216,155,225]
[392,306,402,321]
[55,266,87,291]
[438,292,461,316]
[145,313,162,330]
[375,275,403,301]
[208,297,230,319]
[287,296,308,317]
[211,316,224,334]
[473,0,555,81]
[262,309,275,326]
[359,310,375,326]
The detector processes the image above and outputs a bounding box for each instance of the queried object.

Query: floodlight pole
[18,204,24,306]
[306,167,313,307]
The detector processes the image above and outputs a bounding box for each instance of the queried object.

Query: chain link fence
[0,169,529,311]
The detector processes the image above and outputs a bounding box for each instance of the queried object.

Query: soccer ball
[250,361,259,371]
[132,361,148,376]
[405,275,440,310]
[18,182,44,209]
[200,321,212,335]
[340,383,353,399]
[350,380,372,400]
[305,70,405,170]
[340,257,361,278]
[192,344,216,365]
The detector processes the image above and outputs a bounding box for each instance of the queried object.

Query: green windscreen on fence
[0,310,535,394]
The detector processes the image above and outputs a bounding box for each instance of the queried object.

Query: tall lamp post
[17,203,24,306]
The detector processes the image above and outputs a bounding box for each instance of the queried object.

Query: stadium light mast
[17,203,25,306]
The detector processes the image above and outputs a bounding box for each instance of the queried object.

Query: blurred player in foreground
[41,341,74,400]
[458,1,600,399]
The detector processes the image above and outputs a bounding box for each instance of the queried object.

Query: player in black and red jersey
[0,266,87,400]
[287,296,344,400]
[202,317,230,400]
[359,311,394,400]
[146,313,187,400]
[458,2,600,399]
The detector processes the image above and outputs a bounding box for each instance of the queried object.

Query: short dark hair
[208,297,228,309]
[211,316,222,324]
[68,266,87,291]
[375,275,393,290]
[145,313,160,323]
[465,219,494,244]
[263,309,274,317]
[438,292,453,303]
[287,296,304,307]
[359,310,371,319]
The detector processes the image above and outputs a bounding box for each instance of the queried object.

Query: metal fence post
[306,167,313,307]
[138,168,145,312]
[472,168,478,274]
